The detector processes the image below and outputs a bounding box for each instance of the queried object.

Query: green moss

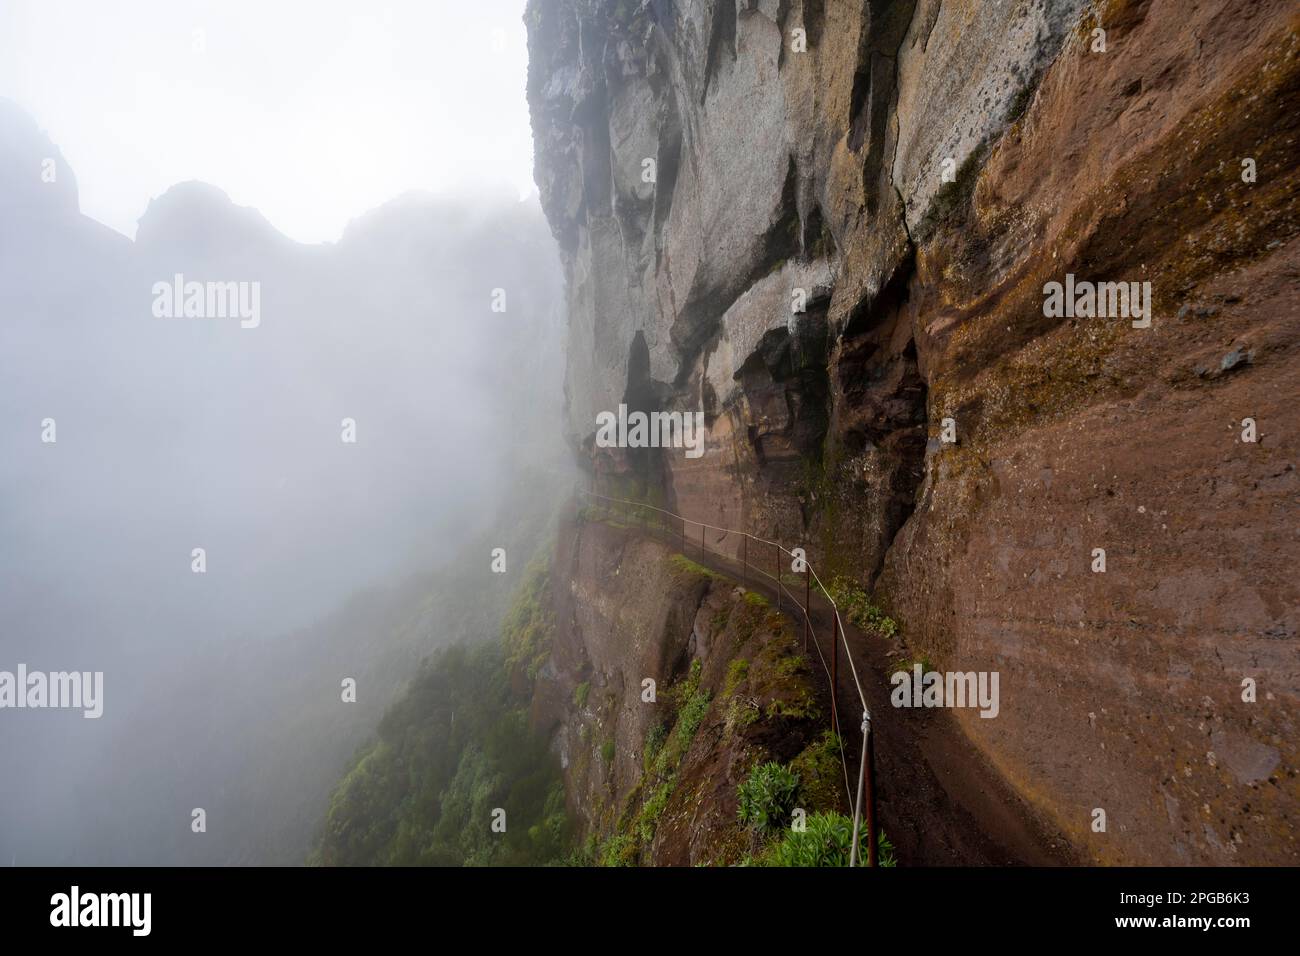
[723,658,750,699]
[893,654,934,675]
[600,739,616,764]
[668,554,720,583]
[775,654,807,678]
[789,731,847,814]
[766,687,819,721]
[574,681,590,710]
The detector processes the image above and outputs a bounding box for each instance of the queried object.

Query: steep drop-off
[538,506,848,864]
[527,0,1299,864]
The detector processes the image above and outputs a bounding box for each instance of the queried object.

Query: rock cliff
[526,0,1298,864]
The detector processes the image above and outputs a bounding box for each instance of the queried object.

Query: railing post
[831,614,839,735]
[803,563,810,653]
[774,541,780,611]
[850,710,870,867]
[866,714,878,868]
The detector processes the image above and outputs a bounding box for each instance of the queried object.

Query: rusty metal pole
[831,614,840,735]
[803,563,810,653]
[866,715,879,867]
[774,542,780,611]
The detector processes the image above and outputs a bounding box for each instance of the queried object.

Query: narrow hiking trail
[603,511,1079,866]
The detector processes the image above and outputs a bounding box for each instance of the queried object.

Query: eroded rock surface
[527,0,1299,864]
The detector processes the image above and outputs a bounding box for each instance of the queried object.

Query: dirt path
[613,514,1080,866]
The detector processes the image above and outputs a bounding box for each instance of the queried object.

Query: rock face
[534,507,841,865]
[527,0,1299,864]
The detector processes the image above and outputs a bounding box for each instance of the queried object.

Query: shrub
[737,762,801,834]
[599,832,635,867]
[766,812,898,867]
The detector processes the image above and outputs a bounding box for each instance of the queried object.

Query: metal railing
[577,488,880,867]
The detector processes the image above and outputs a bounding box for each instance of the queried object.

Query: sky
[0,0,537,243]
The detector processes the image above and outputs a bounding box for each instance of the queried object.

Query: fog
[0,88,571,863]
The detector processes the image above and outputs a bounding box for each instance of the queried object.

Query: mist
[0,90,570,863]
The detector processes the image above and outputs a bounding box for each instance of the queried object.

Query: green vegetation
[775,654,807,678]
[574,681,590,710]
[594,658,715,866]
[588,579,837,866]
[731,739,896,867]
[894,654,933,675]
[737,762,801,834]
[825,576,899,637]
[788,731,846,814]
[743,590,769,608]
[764,813,897,867]
[724,694,760,733]
[312,559,571,867]
[642,720,668,773]
[664,670,711,772]
[723,658,749,698]
[503,553,555,680]
[598,832,635,867]
[600,739,616,764]
[668,554,719,583]
[766,686,819,720]
[636,781,673,844]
